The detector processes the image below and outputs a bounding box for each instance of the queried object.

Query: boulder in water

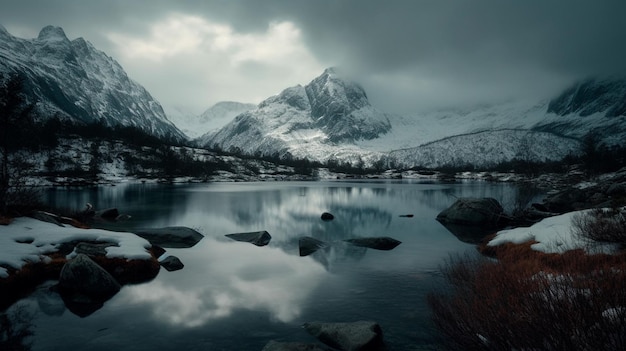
[225,230,272,246]
[133,226,204,248]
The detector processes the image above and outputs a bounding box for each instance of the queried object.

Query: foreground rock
[132,226,204,248]
[344,237,401,250]
[262,340,332,351]
[58,254,121,300]
[303,321,385,351]
[436,197,505,227]
[225,230,272,246]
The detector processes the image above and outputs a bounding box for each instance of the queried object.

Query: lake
[6,180,533,350]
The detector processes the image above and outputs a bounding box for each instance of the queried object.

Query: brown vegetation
[430,209,626,350]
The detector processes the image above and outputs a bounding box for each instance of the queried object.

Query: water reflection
[32,180,536,350]
[112,236,327,328]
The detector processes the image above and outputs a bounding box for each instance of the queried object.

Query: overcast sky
[2,0,626,117]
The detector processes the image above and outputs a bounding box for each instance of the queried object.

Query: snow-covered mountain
[199,69,626,168]
[168,101,256,139]
[198,68,392,160]
[0,25,185,141]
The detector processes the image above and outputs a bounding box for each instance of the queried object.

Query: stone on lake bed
[225,230,272,246]
[344,237,402,250]
[303,320,384,351]
[132,226,204,248]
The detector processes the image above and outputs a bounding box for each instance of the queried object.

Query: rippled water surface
[8,180,531,350]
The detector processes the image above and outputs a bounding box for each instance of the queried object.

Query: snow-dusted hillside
[168,101,256,139]
[389,129,580,169]
[0,25,185,141]
[200,68,626,168]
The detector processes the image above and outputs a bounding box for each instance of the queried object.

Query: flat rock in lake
[132,226,204,248]
[225,230,272,246]
[344,237,402,250]
[159,255,184,272]
[299,236,329,257]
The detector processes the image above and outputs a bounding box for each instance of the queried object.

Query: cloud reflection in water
[113,237,327,328]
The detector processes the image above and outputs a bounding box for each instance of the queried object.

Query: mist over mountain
[0,25,185,141]
[168,101,256,139]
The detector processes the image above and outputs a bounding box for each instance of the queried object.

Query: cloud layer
[2,0,626,115]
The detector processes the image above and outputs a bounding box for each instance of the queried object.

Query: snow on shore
[0,217,152,278]
[488,209,620,254]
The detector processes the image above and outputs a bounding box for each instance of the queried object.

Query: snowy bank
[487,209,620,254]
[0,217,152,278]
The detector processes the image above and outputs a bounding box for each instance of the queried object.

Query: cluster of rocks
[1,209,205,315]
[436,167,626,244]
[541,167,626,213]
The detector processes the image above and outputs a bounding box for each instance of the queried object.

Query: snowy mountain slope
[357,99,550,152]
[0,25,185,141]
[168,101,256,139]
[201,69,626,168]
[389,129,581,169]
[533,77,626,146]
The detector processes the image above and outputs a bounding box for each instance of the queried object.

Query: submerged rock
[262,340,332,351]
[133,226,204,248]
[344,237,402,250]
[299,236,329,257]
[303,320,385,351]
[225,230,272,246]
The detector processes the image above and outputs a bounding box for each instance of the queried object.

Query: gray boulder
[344,237,401,251]
[262,340,332,351]
[436,197,505,227]
[225,230,272,246]
[133,226,204,248]
[58,254,121,299]
[303,321,384,351]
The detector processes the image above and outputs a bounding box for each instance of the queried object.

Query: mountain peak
[37,25,69,42]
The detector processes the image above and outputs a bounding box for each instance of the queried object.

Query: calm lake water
[7,180,533,350]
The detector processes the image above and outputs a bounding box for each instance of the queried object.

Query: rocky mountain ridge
[0,25,185,141]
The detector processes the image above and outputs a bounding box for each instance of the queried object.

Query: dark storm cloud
[2,0,626,114]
